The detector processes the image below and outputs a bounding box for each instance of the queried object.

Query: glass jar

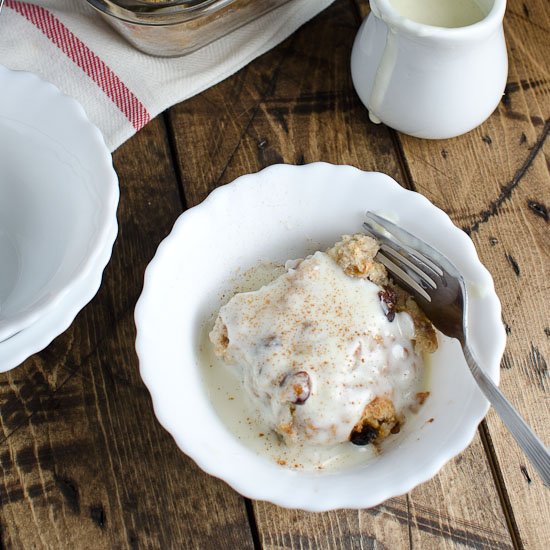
[86,0,294,57]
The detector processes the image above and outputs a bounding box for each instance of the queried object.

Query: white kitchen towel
[0,0,334,151]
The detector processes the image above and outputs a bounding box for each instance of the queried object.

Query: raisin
[379,286,397,322]
[350,424,378,446]
[280,371,311,405]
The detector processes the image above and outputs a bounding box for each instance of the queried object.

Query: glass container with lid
[86,0,294,57]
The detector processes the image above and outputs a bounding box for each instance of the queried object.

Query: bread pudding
[210,234,437,452]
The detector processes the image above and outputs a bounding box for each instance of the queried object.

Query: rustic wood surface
[1,0,548,548]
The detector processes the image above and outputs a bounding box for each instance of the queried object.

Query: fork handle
[463,346,550,487]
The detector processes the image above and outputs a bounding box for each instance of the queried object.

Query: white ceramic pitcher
[351,0,508,139]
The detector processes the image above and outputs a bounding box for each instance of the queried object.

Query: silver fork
[363,211,550,486]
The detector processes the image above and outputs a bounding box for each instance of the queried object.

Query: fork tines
[363,212,443,303]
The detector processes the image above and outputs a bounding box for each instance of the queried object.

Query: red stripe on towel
[6,0,151,130]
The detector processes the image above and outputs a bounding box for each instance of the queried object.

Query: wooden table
[1,0,548,548]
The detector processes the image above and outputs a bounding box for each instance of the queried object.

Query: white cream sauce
[201,254,430,470]
[200,334,378,470]
[389,0,487,28]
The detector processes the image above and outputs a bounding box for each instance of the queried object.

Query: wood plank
[256,435,514,549]
[352,0,550,547]
[168,1,514,548]
[0,118,254,549]
[167,4,403,207]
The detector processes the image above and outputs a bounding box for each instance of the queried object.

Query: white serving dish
[135,163,505,510]
[0,66,119,344]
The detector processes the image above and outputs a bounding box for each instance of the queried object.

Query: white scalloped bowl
[0,66,119,343]
[135,163,505,511]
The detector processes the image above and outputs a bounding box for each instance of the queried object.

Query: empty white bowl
[135,163,505,510]
[0,66,118,342]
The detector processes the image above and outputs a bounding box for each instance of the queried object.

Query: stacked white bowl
[0,66,118,371]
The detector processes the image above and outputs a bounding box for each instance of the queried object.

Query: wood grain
[0,0,547,548]
[168,1,515,548]
[0,118,254,549]
[354,0,550,547]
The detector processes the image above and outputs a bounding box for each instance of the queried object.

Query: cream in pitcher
[351,0,508,139]
[388,0,487,28]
